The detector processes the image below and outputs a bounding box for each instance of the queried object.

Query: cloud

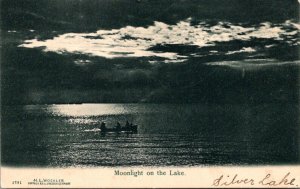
[226,47,257,55]
[19,19,299,63]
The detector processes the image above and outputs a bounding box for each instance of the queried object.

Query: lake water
[1,103,299,167]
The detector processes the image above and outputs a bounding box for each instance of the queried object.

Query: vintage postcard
[1,0,300,188]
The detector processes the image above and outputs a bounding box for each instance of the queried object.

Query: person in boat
[129,122,138,133]
[124,121,130,131]
[100,122,107,132]
[129,122,134,130]
[116,122,121,131]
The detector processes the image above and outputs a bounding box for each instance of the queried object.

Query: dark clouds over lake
[1,0,299,104]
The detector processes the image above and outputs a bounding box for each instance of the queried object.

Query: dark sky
[1,0,299,104]
[2,0,299,30]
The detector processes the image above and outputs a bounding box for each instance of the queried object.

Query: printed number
[12,181,22,184]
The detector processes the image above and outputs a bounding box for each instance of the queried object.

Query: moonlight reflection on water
[1,103,299,167]
[48,104,131,117]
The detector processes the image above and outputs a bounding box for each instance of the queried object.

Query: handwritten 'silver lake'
[2,103,298,167]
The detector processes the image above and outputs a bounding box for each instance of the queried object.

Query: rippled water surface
[2,103,299,167]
